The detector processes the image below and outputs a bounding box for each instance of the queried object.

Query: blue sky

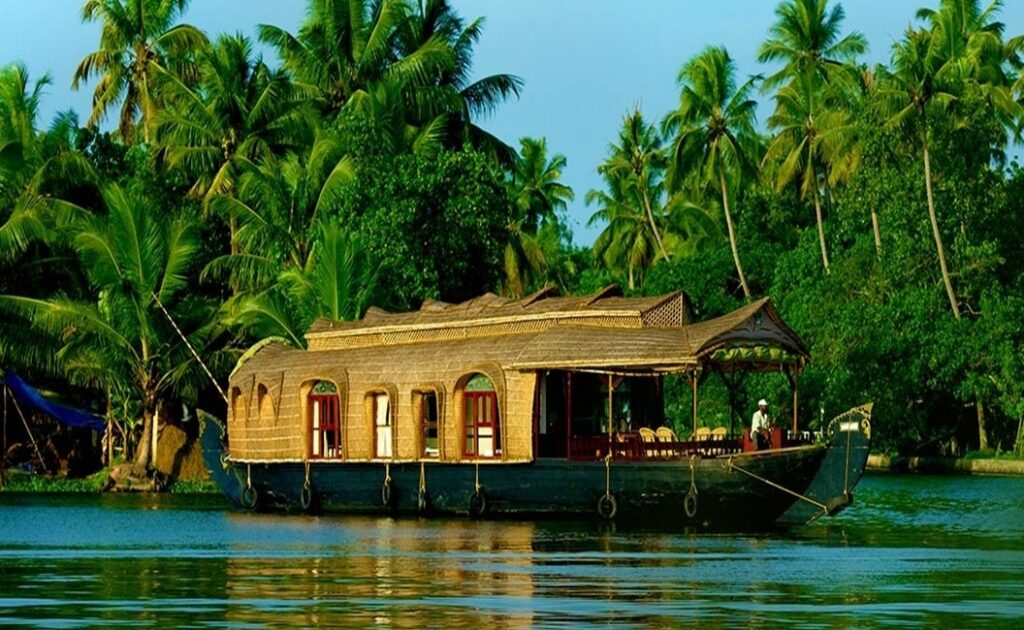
[1,0,1022,244]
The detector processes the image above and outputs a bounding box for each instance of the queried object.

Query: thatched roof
[305,285,690,351]
[231,288,808,380]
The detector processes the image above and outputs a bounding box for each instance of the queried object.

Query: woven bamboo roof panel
[685,298,809,359]
[509,326,694,370]
[306,286,690,351]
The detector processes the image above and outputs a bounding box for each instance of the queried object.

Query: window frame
[308,382,342,460]
[463,390,500,459]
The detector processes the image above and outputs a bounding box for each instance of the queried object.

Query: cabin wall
[227,345,537,464]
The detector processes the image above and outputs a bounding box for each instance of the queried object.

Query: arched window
[257,384,276,426]
[309,381,341,459]
[370,392,392,459]
[463,374,500,458]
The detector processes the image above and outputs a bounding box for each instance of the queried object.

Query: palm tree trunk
[922,139,961,319]
[141,71,152,146]
[812,170,831,274]
[628,265,635,291]
[640,187,670,262]
[135,407,154,470]
[871,210,882,258]
[977,400,988,451]
[719,168,751,299]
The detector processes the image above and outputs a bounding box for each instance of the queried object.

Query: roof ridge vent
[520,285,560,307]
[584,284,623,306]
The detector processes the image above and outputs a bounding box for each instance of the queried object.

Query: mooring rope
[419,461,427,493]
[474,461,481,493]
[725,456,828,512]
[604,454,611,496]
[304,460,311,490]
[151,291,228,405]
[844,422,852,496]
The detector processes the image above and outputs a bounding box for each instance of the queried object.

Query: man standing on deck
[751,399,771,450]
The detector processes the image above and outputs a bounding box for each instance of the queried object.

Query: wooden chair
[655,426,678,457]
[656,426,678,442]
[710,427,728,439]
[639,427,657,456]
[694,427,711,440]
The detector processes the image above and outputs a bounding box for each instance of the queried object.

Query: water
[0,473,1022,628]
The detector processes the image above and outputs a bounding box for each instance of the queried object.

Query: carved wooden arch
[454,362,508,459]
[411,382,448,457]
[229,386,248,424]
[292,368,349,457]
[364,383,400,459]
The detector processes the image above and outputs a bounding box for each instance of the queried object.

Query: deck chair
[656,426,678,456]
[709,427,728,455]
[639,427,658,457]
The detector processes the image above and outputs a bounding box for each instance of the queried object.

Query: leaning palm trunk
[719,168,751,299]
[640,188,671,262]
[812,177,830,274]
[871,210,882,258]
[922,139,960,319]
[135,408,154,471]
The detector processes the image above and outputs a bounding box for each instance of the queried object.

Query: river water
[0,473,1022,628]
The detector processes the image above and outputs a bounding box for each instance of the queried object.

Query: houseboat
[202,286,871,530]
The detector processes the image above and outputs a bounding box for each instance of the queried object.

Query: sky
[1,0,1022,244]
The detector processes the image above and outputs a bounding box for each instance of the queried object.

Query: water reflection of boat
[203,286,871,530]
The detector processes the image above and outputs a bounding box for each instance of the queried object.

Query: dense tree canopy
[3,0,1024,479]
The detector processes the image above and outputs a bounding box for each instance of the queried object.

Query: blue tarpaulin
[1,373,106,433]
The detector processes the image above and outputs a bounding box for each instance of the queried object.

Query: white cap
[758,399,768,406]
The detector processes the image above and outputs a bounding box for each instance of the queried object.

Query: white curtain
[375,394,392,458]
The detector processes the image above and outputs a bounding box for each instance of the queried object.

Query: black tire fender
[597,493,617,520]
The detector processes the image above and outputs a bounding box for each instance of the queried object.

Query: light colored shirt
[751,410,770,433]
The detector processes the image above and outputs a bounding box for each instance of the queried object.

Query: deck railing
[567,430,814,462]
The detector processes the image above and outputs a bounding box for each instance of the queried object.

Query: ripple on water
[1,473,1023,627]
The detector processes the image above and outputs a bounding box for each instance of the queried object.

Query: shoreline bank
[867,454,1024,476]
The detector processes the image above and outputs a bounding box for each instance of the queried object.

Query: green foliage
[328,147,511,308]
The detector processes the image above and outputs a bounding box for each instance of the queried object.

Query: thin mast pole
[607,374,613,457]
[151,292,228,405]
[691,371,698,436]
[10,392,47,474]
[792,381,799,434]
[3,384,7,464]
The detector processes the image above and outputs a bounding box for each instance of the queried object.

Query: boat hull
[201,414,828,530]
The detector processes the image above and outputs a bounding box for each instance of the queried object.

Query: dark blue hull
[202,413,838,530]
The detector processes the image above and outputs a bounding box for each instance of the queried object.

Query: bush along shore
[0,468,219,494]
[867,453,1024,476]
[3,0,1024,482]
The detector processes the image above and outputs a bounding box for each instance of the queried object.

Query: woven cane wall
[227,338,538,463]
[306,315,645,351]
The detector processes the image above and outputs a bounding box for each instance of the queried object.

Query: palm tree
[510,137,574,233]
[919,0,1018,132]
[398,0,523,162]
[0,184,211,472]
[72,0,208,144]
[763,78,856,272]
[202,134,352,293]
[0,64,94,262]
[587,173,656,291]
[602,108,671,262]
[155,33,312,203]
[918,0,1008,82]
[224,225,380,347]
[259,0,452,118]
[757,0,867,92]
[502,137,574,297]
[877,27,961,318]
[664,46,760,299]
